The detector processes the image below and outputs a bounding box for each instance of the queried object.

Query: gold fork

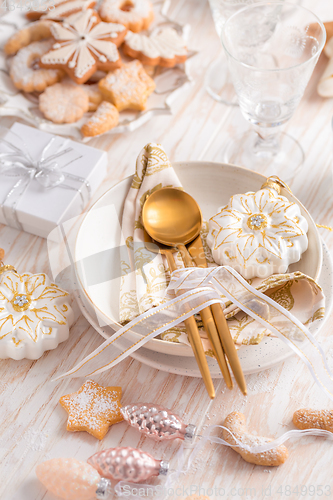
[143,230,216,399]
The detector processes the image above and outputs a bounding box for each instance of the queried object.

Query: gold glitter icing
[247,213,268,231]
[0,270,70,346]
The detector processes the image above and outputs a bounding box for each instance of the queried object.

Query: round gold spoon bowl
[142,187,203,247]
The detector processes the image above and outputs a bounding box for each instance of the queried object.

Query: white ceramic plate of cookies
[0,0,196,141]
[73,161,333,375]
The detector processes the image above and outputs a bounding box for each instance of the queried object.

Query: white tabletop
[1,1,333,499]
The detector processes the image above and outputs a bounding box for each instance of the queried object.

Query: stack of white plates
[74,162,333,377]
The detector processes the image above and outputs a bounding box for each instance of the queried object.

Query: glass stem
[253,126,281,158]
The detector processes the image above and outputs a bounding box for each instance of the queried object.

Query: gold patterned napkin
[119,144,325,350]
[119,143,184,323]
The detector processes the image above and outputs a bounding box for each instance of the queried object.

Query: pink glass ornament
[36,458,112,500]
[87,447,169,483]
[121,403,196,442]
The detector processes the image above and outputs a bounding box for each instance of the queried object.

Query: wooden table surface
[1,1,333,499]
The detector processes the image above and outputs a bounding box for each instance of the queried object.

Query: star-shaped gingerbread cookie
[40,10,127,84]
[99,60,155,110]
[60,380,123,439]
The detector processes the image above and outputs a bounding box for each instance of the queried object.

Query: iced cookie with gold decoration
[59,380,123,439]
[123,28,188,67]
[10,40,64,92]
[99,60,155,111]
[26,0,96,21]
[39,10,127,84]
[99,0,154,32]
[39,82,89,123]
[207,182,308,279]
[0,268,73,360]
[81,100,119,136]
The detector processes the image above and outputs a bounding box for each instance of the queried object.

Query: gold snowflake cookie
[99,0,154,32]
[60,380,123,439]
[99,60,155,111]
[39,82,89,123]
[81,100,119,136]
[40,9,127,84]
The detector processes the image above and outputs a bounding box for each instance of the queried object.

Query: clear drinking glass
[206,0,304,104]
[221,2,325,180]
[206,0,265,105]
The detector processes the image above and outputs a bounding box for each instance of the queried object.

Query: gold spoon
[142,187,247,396]
[142,187,233,394]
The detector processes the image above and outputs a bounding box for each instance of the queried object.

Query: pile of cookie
[4,0,188,137]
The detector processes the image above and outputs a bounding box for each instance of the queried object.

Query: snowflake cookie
[40,9,127,84]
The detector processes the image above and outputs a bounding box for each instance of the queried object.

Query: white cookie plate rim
[74,160,324,365]
[0,0,196,142]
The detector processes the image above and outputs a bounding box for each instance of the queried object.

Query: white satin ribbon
[169,266,333,400]
[114,426,333,500]
[56,265,333,403]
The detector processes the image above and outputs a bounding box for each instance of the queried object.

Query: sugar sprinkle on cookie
[99,60,155,111]
[39,82,89,123]
[99,0,154,32]
[59,379,123,440]
[123,28,187,67]
[10,40,64,92]
[81,100,119,136]
[222,412,288,466]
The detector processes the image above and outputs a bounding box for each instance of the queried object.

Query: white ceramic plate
[75,240,333,376]
[75,161,323,362]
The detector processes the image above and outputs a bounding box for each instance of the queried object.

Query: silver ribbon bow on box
[0,125,91,231]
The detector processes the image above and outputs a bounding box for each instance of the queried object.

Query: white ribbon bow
[0,126,90,230]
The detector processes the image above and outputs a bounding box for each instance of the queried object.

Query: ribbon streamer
[0,126,91,230]
[114,426,333,500]
[56,264,333,403]
[170,266,333,400]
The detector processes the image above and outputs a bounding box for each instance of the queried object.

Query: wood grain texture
[0,0,333,499]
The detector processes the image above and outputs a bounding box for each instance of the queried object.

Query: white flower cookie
[207,186,308,279]
[0,269,74,360]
